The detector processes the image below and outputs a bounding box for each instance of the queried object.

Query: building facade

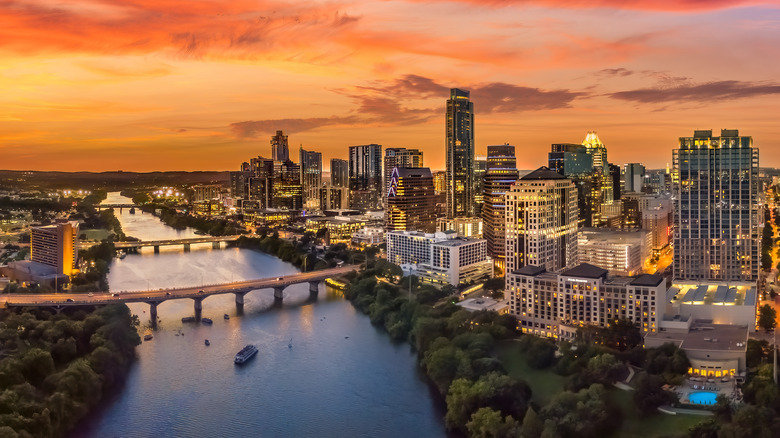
[299,147,322,210]
[437,217,483,238]
[30,221,79,277]
[505,167,579,273]
[673,129,759,282]
[482,144,520,269]
[577,229,651,277]
[473,155,487,217]
[349,144,383,211]
[508,263,664,339]
[330,158,349,188]
[319,184,349,210]
[386,167,437,233]
[383,148,423,198]
[271,130,289,162]
[446,88,475,218]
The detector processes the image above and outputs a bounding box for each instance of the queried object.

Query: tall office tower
[482,145,520,269]
[271,130,289,162]
[446,88,475,218]
[386,167,437,233]
[673,129,759,281]
[271,160,303,210]
[624,163,646,193]
[432,171,447,194]
[348,144,383,210]
[30,221,79,277]
[473,155,487,217]
[505,167,578,273]
[384,148,423,197]
[548,132,614,227]
[299,147,323,210]
[331,158,349,188]
[609,163,622,200]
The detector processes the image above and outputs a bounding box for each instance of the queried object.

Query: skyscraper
[673,129,759,281]
[505,167,578,273]
[299,147,322,210]
[348,144,383,211]
[384,148,423,197]
[386,167,437,233]
[482,145,519,269]
[624,163,646,193]
[473,155,487,217]
[446,88,475,218]
[330,158,349,188]
[271,130,289,162]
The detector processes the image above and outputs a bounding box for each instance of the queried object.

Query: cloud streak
[405,0,770,12]
[610,80,780,103]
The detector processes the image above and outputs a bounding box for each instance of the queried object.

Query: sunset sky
[1,0,779,172]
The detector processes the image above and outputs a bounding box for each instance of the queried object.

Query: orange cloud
[403,0,771,12]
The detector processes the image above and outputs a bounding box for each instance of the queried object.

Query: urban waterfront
[71,194,447,438]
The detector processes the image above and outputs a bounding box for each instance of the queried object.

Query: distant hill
[0,170,229,190]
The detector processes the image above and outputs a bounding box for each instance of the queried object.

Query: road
[1,265,358,307]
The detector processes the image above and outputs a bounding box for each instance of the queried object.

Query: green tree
[466,407,520,438]
[758,304,777,331]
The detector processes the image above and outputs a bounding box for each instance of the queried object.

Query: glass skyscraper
[673,129,759,281]
[482,145,519,269]
[445,88,475,218]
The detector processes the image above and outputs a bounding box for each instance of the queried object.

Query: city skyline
[2,1,780,172]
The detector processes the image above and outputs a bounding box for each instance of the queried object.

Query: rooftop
[631,274,665,287]
[561,263,609,279]
[514,265,547,276]
[519,166,567,181]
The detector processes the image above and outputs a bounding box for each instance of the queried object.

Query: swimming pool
[688,391,718,405]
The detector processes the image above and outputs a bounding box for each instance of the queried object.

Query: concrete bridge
[80,235,245,252]
[97,203,137,210]
[2,265,358,324]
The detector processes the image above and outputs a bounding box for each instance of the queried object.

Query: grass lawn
[610,389,709,438]
[80,228,112,241]
[495,340,566,405]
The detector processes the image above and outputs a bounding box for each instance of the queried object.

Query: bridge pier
[213,241,221,249]
[309,280,320,295]
[153,245,160,254]
[50,305,64,315]
[234,292,246,312]
[149,302,158,326]
[273,286,285,301]
[183,243,191,252]
[192,297,204,319]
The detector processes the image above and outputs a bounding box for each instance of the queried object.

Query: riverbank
[0,304,140,436]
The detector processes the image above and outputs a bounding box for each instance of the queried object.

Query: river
[72,193,447,437]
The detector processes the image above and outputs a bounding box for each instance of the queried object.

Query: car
[276,277,283,281]
[87,293,94,297]
[165,292,171,296]
[111,293,119,297]
[198,290,204,294]
[66,298,74,302]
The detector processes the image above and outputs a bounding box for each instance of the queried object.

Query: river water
[72,193,446,437]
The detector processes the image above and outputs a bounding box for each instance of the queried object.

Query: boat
[129,207,136,214]
[288,338,293,349]
[144,334,153,341]
[118,252,126,260]
[224,314,230,320]
[205,339,210,346]
[202,318,213,325]
[234,344,259,364]
[181,316,196,323]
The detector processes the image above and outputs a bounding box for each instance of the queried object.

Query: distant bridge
[2,265,358,324]
[97,203,137,209]
[80,235,245,252]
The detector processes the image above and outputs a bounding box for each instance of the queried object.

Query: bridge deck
[2,265,358,307]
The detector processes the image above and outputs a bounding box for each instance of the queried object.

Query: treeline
[0,305,141,437]
[70,241,116,292]
[230,235,363,272]
[342,264,538,436]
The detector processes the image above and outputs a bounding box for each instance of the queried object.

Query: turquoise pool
[689,391,718,405]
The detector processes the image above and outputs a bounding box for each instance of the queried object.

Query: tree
[758,304,777,331]
[466,407,520,438]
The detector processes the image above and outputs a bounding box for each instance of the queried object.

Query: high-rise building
[349,144,383,210]
[548,132,614,227]
[473,155,487,217]
[384,148,423,198]
[433,171,447,194]
[299,147,322,210]
[386,167,437,233]
[30,221,79,277]
[446,88,475,218]
[271,130,289,162]
[330,158,349,188]
[271,160,303,210]
[319,183,349,210]
[482,145,519,269]
[624,163,646,193]
[609,163,622,200]
[673,129,759,281]
[505,167,578,273]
